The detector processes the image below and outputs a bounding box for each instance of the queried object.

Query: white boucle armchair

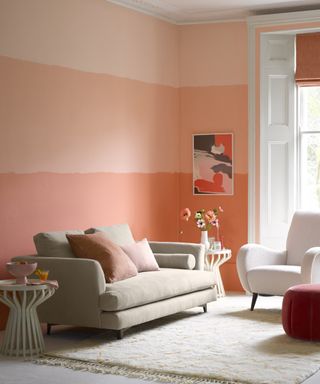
[237,211,320,310]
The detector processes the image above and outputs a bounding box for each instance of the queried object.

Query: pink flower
[218,206,224,212]
[205,210,216,222]
[180,208,191,221]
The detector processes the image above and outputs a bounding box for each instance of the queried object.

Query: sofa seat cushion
[247,265,301,296]
[100,268,215,311]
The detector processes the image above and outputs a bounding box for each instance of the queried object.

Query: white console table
[205,248,232,298]
[0,280,56,358]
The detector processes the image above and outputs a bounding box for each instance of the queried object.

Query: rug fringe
[35,355,244,384]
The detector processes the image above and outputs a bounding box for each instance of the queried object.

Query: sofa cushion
[33,230,84,258]
[85,223,135,246]
[66,232,138,283]
[99,268,215,311]
[121,239,159,272]
[247,265,301,296]
[154,254,196,270]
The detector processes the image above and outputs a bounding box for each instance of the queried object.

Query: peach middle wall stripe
[0,55,179,173]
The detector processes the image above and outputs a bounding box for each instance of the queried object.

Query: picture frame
[193,133,234,195]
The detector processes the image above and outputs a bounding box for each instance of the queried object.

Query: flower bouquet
[180,207,223,232]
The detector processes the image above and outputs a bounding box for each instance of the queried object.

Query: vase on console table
[200,230,210,251]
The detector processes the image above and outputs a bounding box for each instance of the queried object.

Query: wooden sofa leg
[47,323,53,335]
[251,293,258,311]
[117,329,125,340]
[202,304,208,313]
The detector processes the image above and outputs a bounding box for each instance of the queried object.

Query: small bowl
[6,261,38,285]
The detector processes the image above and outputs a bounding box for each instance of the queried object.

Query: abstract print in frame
[193,133,233,195]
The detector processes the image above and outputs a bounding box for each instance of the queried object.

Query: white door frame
[247,10,320,243]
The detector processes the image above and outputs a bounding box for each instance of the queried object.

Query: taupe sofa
[15,224,217,339]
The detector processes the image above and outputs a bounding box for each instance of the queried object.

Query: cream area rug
[37,295,320,384]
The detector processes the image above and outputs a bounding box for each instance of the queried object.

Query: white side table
[205,248,232,298]
[0,279,57,358]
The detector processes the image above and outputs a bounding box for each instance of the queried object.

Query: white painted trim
[247,9,320,244]
[248,9,320,27]
[248,22,256,243]
[108,0,247,24]
[107,0,176,23]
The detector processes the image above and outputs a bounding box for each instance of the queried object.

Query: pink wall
[178,22,248,291]
[0,0,180,328]
[0,1,250,328]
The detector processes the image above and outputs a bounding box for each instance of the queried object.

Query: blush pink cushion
[121,238,160,272]
[67,232,138,283]
[282,284,320,341]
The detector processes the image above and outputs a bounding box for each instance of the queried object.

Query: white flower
[196,219,206,229]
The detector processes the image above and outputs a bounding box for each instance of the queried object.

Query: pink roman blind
[296,32,320,86]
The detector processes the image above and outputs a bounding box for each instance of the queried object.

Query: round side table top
[0,279,58,291]
[206,248,231,255]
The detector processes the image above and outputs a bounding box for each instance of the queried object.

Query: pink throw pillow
[121,239,159,272]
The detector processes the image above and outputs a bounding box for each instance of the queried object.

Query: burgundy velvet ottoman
[282,284,320,341]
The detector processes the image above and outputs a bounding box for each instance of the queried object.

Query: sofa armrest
[236,244,287,293]
[154,253,196,270]
[13,255,106,328]
[301,247,320,283]
[149,242,205,270]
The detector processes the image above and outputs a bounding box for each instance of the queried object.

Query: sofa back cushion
[34,230,84,258]
[85,223,134,246]
[121,239,159,272]
[66,232,138,283]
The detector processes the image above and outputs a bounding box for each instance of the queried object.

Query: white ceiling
[109,0,320,23]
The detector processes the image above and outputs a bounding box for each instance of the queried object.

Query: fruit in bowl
[35,268,49,282]
[6,261,38,284]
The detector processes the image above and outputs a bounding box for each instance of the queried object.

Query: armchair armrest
[13,255,106,328]
[149,241,205,270]
[301,247,320,283]
[236,244,287,293]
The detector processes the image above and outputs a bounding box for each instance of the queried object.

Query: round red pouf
[282,284,320,341]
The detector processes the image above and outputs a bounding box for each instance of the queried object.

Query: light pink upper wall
[0,0,179,87]
[179,22,248,87]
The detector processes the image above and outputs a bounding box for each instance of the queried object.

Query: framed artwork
[193,133,233,195]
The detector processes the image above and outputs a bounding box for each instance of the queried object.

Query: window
[299,86,320,209]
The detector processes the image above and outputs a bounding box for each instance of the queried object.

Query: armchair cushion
[236,244,287,292]
[33,230,84,258]
[100,269,215,311]
[247,265,301,296]
[66,232,138,283]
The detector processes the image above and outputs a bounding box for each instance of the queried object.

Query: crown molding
[248,8,320,27]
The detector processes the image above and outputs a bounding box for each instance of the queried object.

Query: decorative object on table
[205,248,231,298]
[0,279,58,358]
[6,261,37,284]
[36,296,320,384]
[35,268,49,281]
[180,206,223,250]
[193,133,233,195]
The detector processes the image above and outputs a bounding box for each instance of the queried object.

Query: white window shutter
[260,34,295,249]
